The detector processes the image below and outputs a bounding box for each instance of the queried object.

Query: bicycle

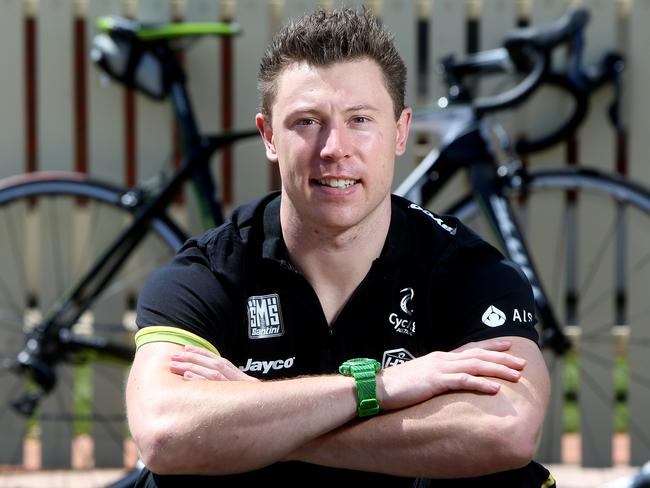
[0,5,649,485]
[0,15,258,480]
[397,6,650,470]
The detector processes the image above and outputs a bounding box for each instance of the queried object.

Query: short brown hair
[258,6,407,119]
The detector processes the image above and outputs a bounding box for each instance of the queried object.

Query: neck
[280,196,391,324]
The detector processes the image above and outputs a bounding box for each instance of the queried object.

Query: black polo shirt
[135,192,548,487]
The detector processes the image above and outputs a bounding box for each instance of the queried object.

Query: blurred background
[0,0,649,481]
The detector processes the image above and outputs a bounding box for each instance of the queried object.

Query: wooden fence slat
[0,0,27,466]
[36,0,75,469]
[85,0,129,468]
[183,0,225,235]
[423,0,468,219]
[529,185,567,465]
[0,200,27,466]
[0,0,26,179]
[628,0,650,465]
[91,207,128,468]
[527,0,571,170]
[88,0,125,184]
[381,0,418,188]
[135,0,173,186]
[232,0,270,207]
[629,207,650,466]
[525,0,572,466]
[574,0,618,468]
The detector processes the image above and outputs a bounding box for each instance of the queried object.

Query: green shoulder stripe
[135,326,220,356]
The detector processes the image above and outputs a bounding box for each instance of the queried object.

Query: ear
[394,107,412,156]
[256,113,278,163]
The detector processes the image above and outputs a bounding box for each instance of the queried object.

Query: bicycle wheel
[438,167,650,467]
[0,172,186,470]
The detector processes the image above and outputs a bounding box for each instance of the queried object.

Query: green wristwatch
[339,358,381,417]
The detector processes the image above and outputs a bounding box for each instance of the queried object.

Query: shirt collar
[261,193,408,266]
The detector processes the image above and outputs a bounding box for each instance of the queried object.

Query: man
[128,7,553,487]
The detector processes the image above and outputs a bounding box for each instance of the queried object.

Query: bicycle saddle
[97,16,241,41]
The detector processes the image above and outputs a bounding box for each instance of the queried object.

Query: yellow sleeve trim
[542,473,556,488]
[135,326,220,356]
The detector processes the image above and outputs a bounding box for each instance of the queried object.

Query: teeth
[318,178,357,188]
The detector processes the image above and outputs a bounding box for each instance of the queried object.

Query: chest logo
[482,305,506,327]
[389,287,416,336]
[382,348,415,368]
[247,294,284,339]
[400,287,414,315]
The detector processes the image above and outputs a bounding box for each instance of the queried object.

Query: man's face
[257,58,411,232]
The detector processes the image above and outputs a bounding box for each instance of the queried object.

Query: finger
[453,349,526,370]
[183,371,208,381]
[184,345,220,359]
[450,358,522,383]
[170,361,228,381]
[445,373,501,394]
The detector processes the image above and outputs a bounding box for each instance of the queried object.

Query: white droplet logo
[482,305,506,327]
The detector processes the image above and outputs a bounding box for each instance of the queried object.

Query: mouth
[313,178,360,189]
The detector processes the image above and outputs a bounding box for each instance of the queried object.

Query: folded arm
[128,337,535,477]
[286,336,550,478]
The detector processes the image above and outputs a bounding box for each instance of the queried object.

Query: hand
[377,338,526,411]
[169,345,259,382]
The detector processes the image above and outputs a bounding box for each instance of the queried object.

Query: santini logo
[482,305,506,327]
[240,357,295,374]
[247,294,284,339]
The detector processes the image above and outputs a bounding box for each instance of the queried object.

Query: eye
[295,118,318,127]
[351,116,370,124]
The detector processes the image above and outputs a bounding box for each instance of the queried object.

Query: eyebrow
[344,104,380,113]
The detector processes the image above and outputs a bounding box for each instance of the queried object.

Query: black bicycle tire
[442,165,650,466]
[0,172,187,472]
[0,172,187,250]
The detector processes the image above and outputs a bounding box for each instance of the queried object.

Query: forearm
[288,339,549,478]
[127,344,358,475]
[289,384,537,477]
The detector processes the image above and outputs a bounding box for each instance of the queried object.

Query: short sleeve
[441,245,540,349]
[136,242,232,355]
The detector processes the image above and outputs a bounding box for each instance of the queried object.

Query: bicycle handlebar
[441,7,589,115]
[437,7,625,154]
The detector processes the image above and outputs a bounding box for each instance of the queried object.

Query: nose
[320,124,351,161]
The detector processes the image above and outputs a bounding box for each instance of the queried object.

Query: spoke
[100,248,172,303]
[0,210,27,315]
[46,198,66,298]
[577,214,617,303]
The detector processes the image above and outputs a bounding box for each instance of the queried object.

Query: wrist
[339,358,381,417]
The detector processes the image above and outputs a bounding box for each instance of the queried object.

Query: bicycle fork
[468,160,572,354]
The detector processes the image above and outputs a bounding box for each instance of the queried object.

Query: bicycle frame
[395,109,571,353]
[20,64,258,402]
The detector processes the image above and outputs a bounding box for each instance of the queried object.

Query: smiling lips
[315,178,359,188]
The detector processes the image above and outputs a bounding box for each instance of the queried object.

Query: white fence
[1,0,649,472]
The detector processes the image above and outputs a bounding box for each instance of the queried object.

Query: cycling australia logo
[247,294,284,339]
[482,305,506,327]
[389,287,416,336]
[382,348,415,368]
